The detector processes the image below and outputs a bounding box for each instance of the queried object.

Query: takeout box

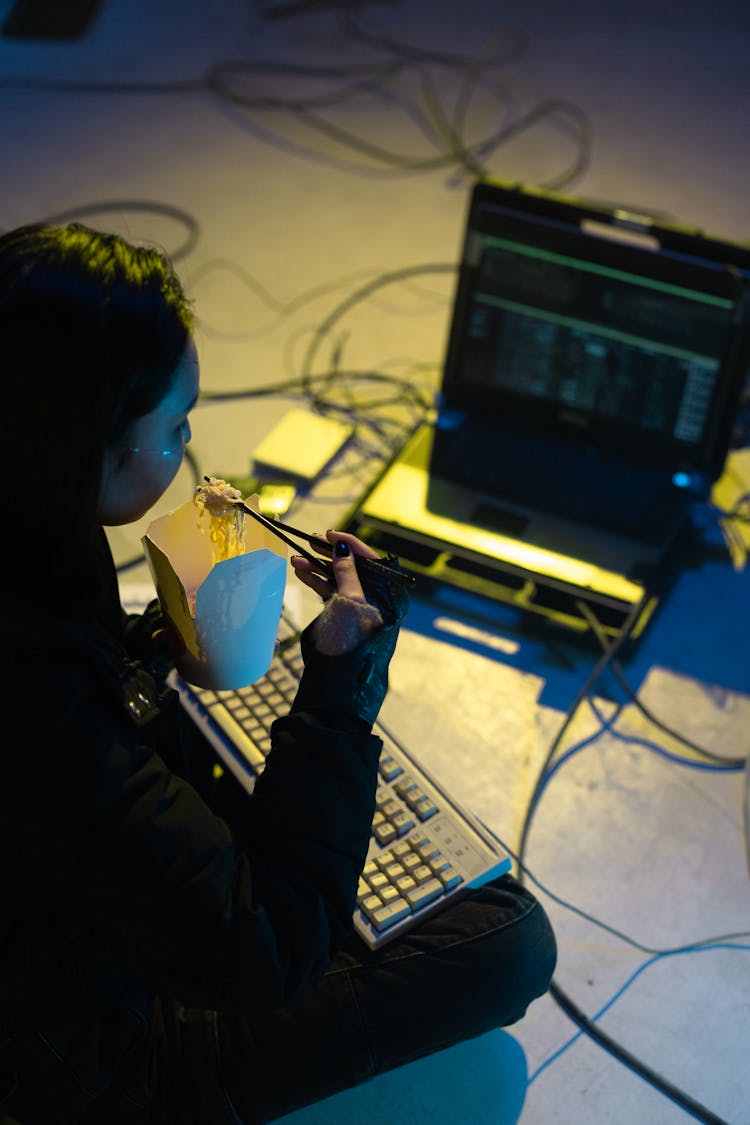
[142,494,287,690]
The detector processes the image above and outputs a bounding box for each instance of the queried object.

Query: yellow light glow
[432,617,520,655]
[365,459,645,605]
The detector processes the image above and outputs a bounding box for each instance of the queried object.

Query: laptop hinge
[581,217,660,252]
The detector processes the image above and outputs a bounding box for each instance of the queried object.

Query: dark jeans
[2,730,555,1125]
[172,875,556,1125]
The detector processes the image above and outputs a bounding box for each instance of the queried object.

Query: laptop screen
[442,186,747,471]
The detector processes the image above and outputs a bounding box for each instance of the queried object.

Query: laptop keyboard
[431,421,688,545]
[170,616,511,949]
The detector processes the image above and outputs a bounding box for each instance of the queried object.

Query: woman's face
[96,340,200,526]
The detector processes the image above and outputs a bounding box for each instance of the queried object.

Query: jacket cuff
[311,594,384,655]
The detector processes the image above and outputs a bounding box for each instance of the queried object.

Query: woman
[0,223,556,1124]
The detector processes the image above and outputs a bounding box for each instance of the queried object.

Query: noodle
[194,476,246,566]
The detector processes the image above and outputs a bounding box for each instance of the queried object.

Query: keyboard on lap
[169,617,511,949]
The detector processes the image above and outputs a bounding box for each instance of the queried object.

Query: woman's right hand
[289,529,381,604]
[289,538,410,729]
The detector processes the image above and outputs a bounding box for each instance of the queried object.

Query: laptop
[345,180,750,639]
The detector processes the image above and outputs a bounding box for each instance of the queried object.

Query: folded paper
[142,494,287,689]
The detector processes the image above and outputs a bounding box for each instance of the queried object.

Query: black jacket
[0,530,399,1120]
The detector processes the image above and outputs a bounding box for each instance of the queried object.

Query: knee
[495,896,557,1026]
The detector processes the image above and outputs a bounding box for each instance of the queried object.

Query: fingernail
[334,540,350,557]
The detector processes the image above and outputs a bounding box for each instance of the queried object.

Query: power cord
[515,596,646,872]
[38,200,201,261]
[545,982,734,1125]
[576,600,747,770]
[514,597,745,1125]
[0,34,592,188]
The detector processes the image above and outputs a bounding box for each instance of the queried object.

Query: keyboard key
[374,822,398,845]
[368,871,389,893]
[439,866,463,890]
[370,899,412,931]
[395,874,417,896]
[380,884,401,905]
[361,894,387,920]
[404,878,444,910]
[394,776,419,799]
[391,810,416,836]
[380,756,403,781]
[402,852,422,874]
[414,795,438,820]
[206,703,266,774]
[428,855,451,875]
[173,616,513,952]
[380,798,401,819]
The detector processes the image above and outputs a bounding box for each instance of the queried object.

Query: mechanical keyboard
[169,615,511,949]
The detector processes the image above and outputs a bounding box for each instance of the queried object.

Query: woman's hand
[289,529,380,603]
[289,530,407,724]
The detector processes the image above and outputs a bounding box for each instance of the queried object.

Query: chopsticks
[202,479,415,588]
[246,505,416,587]
[261,514,415,588]
[237,501,335,579]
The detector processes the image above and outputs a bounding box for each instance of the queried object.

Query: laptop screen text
[456,233,733,452]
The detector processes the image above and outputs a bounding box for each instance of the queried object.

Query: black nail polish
[334,540,350,558]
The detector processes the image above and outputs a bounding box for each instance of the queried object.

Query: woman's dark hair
[0,222,194,555]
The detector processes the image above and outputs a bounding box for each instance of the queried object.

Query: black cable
[38,200,201,261]
[604,664,745,767]
[255,91,591,185]
[188,260,385,341]
[199,367,434,418]
[0,40,592,188]
[516,595,646,873]
[296,262,455,392]
[344,16,528,70]
[342,11,591,190]
[514,599,743,1124]
[576,600,747,768]
[547,982,732,1125]
[491,826,750,958]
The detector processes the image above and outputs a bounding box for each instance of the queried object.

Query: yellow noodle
[194,477,247,566]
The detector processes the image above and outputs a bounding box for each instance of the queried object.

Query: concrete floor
[2,1,749,1122]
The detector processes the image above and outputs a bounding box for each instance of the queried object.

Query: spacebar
[206,704,266,774]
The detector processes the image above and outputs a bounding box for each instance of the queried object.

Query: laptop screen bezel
[440,182,750,477]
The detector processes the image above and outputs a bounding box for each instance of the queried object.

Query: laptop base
[345,425,666,646]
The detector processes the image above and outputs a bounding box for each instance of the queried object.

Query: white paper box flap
[142,494,287,690]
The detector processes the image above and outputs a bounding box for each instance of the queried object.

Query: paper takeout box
[142,494,287,690]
